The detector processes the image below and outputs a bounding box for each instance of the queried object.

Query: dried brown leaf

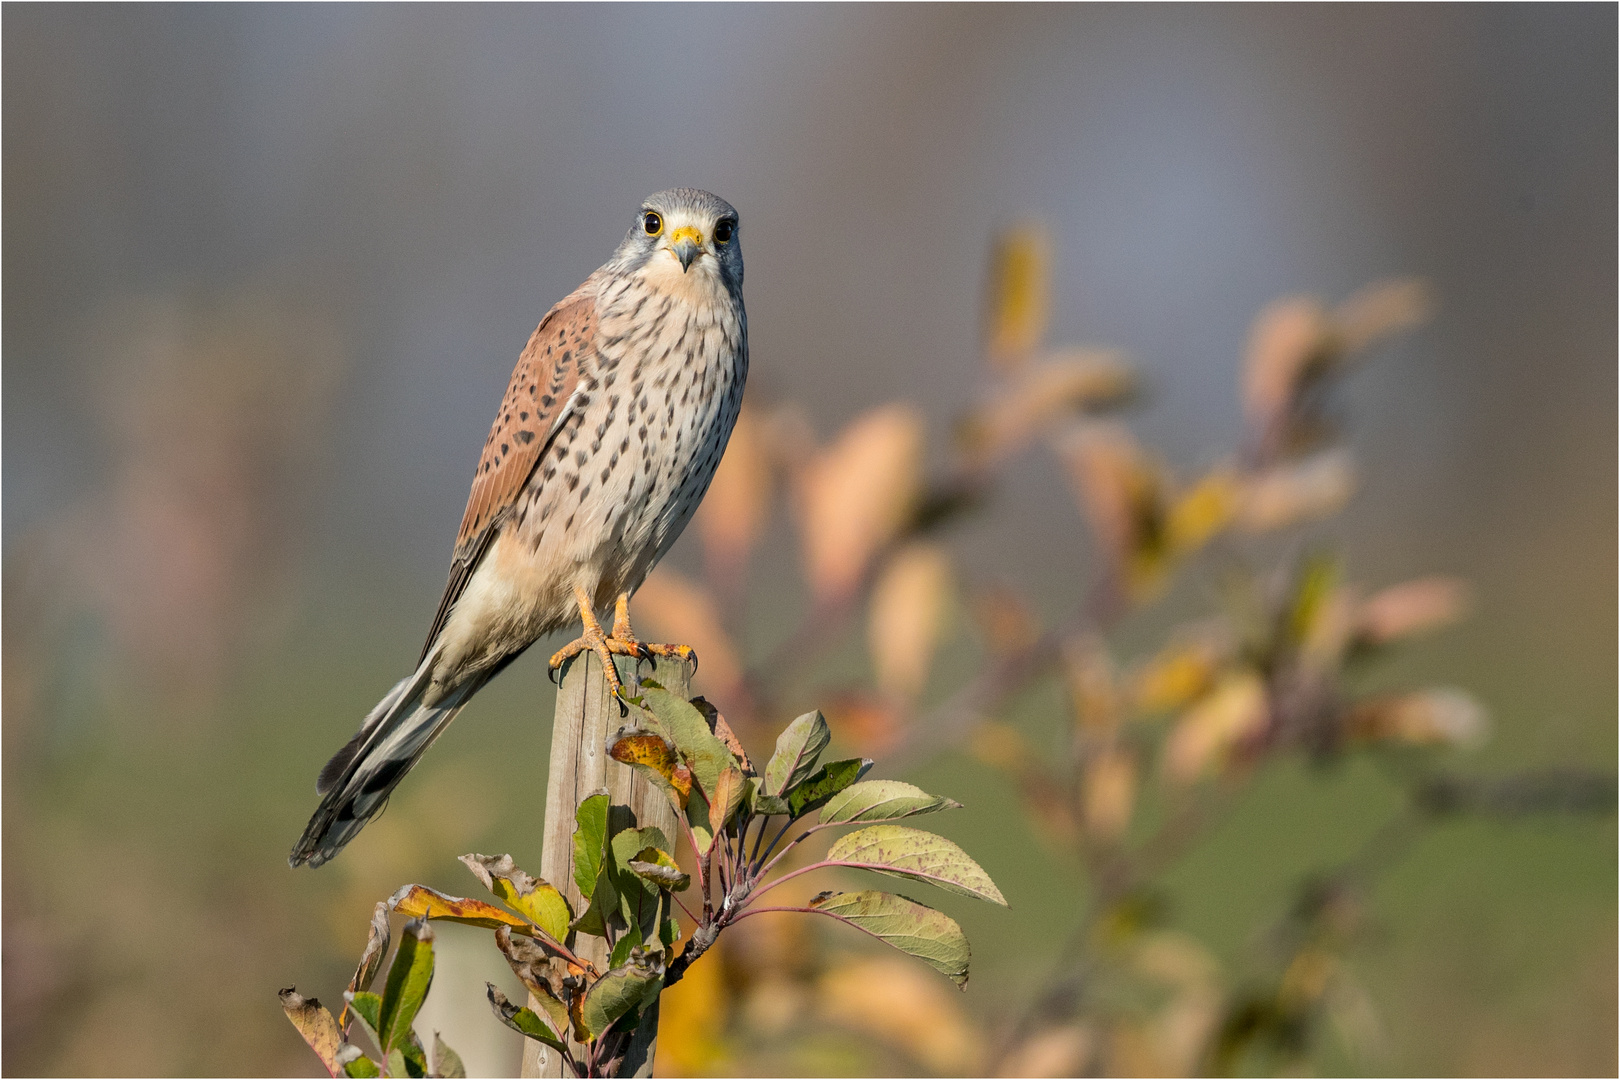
[280,988,346,1077]
[347,902,391,999]
[692,696,753,774]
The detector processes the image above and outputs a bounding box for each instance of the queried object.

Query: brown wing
[418,282,598,663]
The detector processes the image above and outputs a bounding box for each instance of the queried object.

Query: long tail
[289,656,486,868]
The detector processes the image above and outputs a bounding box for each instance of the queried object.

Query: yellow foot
[547,628,649,698]
[608,591,698,673]
[640,642,697,670]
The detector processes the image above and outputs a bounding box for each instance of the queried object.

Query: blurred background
[3,5,1613,1076]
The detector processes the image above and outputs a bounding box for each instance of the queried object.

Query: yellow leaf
[387,884,532,934]
[868,543,954,699]
[795,404,924,603]
[1166,467,1238,554]
[985,223,1052,370]
[608,732,689,802]
[1132,639,1221,716]
[1163,673,1268,784]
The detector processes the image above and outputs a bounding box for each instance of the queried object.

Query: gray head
[609,188,742,289]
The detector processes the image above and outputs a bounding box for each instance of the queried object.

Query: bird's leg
[548,586,649,698]
[610,592,697,669]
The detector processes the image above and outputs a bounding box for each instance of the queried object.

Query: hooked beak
[667,226,703,273]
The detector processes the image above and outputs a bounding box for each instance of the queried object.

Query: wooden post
[522,650,687,1078]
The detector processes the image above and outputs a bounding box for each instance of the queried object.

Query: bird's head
[613,189,742,289]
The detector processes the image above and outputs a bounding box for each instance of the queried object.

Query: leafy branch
[283,689,1005,1077]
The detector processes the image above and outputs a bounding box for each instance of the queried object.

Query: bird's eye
[713,219,735,245]
[642,211,663,236]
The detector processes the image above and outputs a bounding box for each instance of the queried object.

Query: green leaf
[386,1049,409,1079]
[343,991,384,1050]
[279,988,346,1076]
[431,1033,466,1079]
[573,792,610,900]
[486,984,570,1054]
[627,847,689,892]
[818,780,963,825]
[610,827,671,875]
[684,788,718,857]
[379,919,435,1054]
[639,685,737,802]
[608,926,640,969]
[570,874,617,939]
[760,710,831,797]
[341,1049,381,1078]
[660,914,680,950]
[752,793,790,816]
[806,890,973,988]
[578,955,664,1041]
[459,854,574,943]
[397,1032,429,1078]
[788,758,873,817]
[824,825,1007,905]
[610,827,669,940]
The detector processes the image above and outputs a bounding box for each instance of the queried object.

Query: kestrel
[291,189,747,868]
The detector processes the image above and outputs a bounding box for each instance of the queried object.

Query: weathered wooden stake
[522,650,687,1079]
